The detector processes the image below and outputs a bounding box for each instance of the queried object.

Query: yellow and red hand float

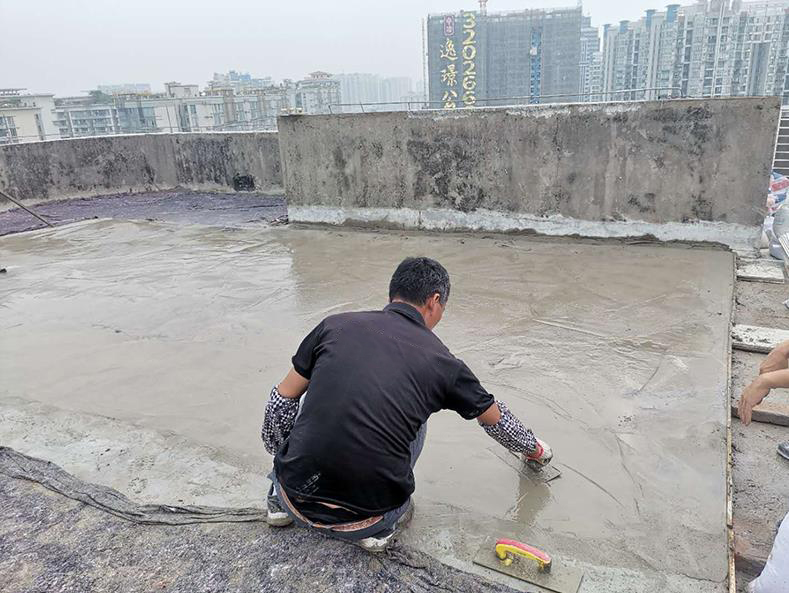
[494,538,552,573]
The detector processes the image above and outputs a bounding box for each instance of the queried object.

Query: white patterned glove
[523,438,553,467]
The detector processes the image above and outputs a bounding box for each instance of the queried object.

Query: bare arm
[278,367,310,398]
[761,369,789,390]
[738,368,789,425]
[760,341,789,374]
[739,342,789,425]
[476,402,501,426]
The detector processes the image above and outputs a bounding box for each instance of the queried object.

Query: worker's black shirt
[274,302,494,516]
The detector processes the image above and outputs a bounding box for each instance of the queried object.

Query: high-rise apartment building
[381,77,414,105]
[335,74,415,111]
[427,7,585,108]
[601,0,789,103]
[335,73,384,107]
[427,1,786,108]
[580,17,604,101]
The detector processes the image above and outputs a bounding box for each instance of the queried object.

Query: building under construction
[426,4,586,107]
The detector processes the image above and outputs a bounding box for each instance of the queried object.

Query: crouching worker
[261,257,553,552]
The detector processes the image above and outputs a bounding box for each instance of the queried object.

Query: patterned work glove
[482,401,546,459]
[261,386,299,455]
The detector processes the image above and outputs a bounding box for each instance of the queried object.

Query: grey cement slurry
[0,220,733,591]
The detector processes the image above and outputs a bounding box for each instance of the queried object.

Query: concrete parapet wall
[0,132,282,208]
[280,98,780,241]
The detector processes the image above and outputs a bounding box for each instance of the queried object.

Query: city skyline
[428,0,788,107]
[0,0,753,97]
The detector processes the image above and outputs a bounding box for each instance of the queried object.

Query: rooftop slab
[0,219,734,591]
[0,190,287,236]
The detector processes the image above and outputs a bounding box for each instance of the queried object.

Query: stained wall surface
[0,132,282,208]
[0,220,733,588]
[280,98,779,228]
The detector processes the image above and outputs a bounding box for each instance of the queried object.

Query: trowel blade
[473,537,584,593]
[488,447,562,483]
[528,463,562,483]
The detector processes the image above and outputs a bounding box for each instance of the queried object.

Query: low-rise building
[295,72,341,114]
[97,83,151,95]
[53,93,121,138]
[207,71,274,93]
[53,76,326,138]
[2,71,342,142]
[0,89,59,144]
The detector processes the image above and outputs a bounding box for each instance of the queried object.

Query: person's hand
[738,378,771,425]
[523,438,553,467]
[760,345,789,375]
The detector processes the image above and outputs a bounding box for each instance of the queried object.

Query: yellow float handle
[494,538,552,573]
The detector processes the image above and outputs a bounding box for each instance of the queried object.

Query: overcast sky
[2,0,671,96]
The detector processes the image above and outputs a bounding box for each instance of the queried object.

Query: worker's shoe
[357,500,414,553]
[357,530,395,553]
[778,442,789,461]
[267,485,294,527]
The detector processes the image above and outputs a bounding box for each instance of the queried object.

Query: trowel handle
[495,538,552,573]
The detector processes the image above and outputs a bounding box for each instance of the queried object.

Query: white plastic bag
[749,511,789,593]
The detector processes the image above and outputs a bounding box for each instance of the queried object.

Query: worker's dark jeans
[269,423,426,541]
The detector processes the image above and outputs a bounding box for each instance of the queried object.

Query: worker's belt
[275,479,384,532]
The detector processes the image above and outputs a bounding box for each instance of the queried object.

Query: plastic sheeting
[0,446,265,525]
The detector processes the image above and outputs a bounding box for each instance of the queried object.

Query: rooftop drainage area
[0,97,785,593]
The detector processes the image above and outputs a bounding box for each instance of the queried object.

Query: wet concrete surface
[0,219,733,591]
[0,190,287,236]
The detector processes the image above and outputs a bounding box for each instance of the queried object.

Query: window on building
[34,113,44,140]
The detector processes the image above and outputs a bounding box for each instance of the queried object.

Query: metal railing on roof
[326,86,684,114]
[775,106,789,175]
[426,5,580,18]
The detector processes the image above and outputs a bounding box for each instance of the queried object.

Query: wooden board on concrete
[737,258,785,284]
[731,400,789,427]
[734,517,770,577]
[473,537,584,593]
[732,324,789,353]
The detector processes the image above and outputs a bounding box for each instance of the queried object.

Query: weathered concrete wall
[280,98,780,242]
[0,132,282,208]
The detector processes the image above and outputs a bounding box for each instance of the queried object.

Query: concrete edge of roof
[726,254,737,593]
[288,205,759,251]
